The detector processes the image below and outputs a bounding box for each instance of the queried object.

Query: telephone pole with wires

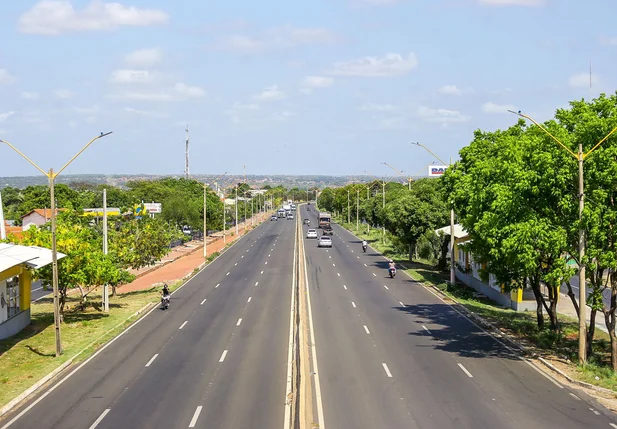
[185,125,190,180]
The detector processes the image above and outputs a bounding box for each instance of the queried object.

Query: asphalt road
[1,216,295,429]
[300,205,617,429]
[30,280,48,302]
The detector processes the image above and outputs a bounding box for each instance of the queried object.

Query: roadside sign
[428,165,448,177]
[143,202,162,214]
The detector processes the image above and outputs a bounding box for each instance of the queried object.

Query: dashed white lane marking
[372,273,376,277]
[332,264,336,267]
[261,270,264,274]
[219,350,228,362]
[88,409,110,429]
[189,406,203,428]
[269,254,271,257]
[363,263,367,266]
[247,249,249,252]
[265,261,268,265]
[525,361,563,388]
[422,325,431,334]
[337,273,340,277]
[255,282,259,286]
[383,285,389,290]
[226,272,230,276]
[145,354,159,367]
[179,321,188,330]
[351,250,354,253]
[399,301,405,307]
[241,255,244,258]
[609,423,617,429]
[235,263,238,266]
[248,297,252,302]
[569,393,580,400]
[589,408,601,415]
[237,318,242,326]
[457,363,473,378]
[343,285,347,290]
[382,363,393,378]
[215,283,220,288]
[363,325,371,334]
[329,255,332,259]
[351,301,356,308]
[200,298,207,305]
[357,256,360,259]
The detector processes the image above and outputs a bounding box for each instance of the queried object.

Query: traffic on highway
[1,202,615,429]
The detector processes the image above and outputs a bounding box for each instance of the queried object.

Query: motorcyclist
[161,283,170,307]
[388,259,396,273]
[362,240,368,251]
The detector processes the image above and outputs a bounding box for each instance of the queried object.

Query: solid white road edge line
[219,350,228,363]
[382,363,393,378]
[363,325,370,334]
[188,406,203,428]
[399,302,405,307]
[145,354,159,367]
[88,409,110,429]
[524,361,563,388]
[457,363,473,378]
[301,218,326,429]
[422,325,431,334]
[179,321,188,330]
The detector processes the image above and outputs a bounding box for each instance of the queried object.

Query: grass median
[334,217,617,393]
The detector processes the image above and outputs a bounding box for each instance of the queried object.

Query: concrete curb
[537,357,617,397]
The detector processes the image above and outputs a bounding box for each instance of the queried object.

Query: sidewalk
[557,292,610,333]
[118,212,271,294]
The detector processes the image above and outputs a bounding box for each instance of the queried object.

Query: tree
[19,212,131,314]
[317,188,335,212]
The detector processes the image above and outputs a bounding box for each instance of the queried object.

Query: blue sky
[0,0,615,178]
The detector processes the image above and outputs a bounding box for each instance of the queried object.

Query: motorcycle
[362,244,367,253]
[161,295,170,310]
[389,267,396,278]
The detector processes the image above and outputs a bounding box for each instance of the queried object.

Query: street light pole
[356,188,359,231]
[235,185,239,236]
[347,189,350,225]
[1,132,113,357]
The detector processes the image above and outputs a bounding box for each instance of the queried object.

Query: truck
[318,212,331,229]
[283,204,291,212]
[277,208,286,218]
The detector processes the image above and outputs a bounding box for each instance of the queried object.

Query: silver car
[318,236,332,248]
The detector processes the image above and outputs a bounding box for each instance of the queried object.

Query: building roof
[21,208,69,220]
[3,221,23,240]
[435,223,468,239]
[0,243,66,273]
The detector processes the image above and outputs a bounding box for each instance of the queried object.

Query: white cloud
[327,53,417,77]
[125,48,162,68]
[74,104,101,115]
[568,72,597,88]
[271,111,296,121]
[417,106,471,123]
[438,85,462,95]
[53,89,74,99]
[217,26,341,54]
[477,0,546,6]
[19,0,168,35]
[108,82,206,101]
[21,92,40,100]
[481,101,517,114]
[111,69,154,84]
[0,111,15,122]
[303,76,334,88]
[253,85,286,101]
[230,102,260,111]
[123,107,168,118]
[600,36,617,46]
[358,102,397,111]
[174,83,206,98]
[0,69,15,84]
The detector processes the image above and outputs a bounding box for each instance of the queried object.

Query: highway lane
[301,205,617,429]
[0,215,294,429]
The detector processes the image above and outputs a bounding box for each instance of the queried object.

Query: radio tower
[185,125,190,180]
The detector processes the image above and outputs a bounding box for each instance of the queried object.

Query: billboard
[143,202,162,214]
[428,165,448,177]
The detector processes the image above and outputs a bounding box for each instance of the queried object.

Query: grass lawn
[334,217,617,392]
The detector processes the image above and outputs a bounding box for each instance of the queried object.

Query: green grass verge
[334,216,617,392]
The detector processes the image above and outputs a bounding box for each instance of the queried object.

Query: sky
[0,0,616,178]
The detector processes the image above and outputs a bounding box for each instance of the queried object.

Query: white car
[318,236,332,248]
[306,229,317,239]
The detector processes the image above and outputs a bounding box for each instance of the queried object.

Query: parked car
[271,215,278,221]
[306,229,317,239]
[318,236,332,248]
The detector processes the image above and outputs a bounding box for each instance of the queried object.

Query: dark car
[303,219,310,225]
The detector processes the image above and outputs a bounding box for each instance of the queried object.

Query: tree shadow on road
[393,303,521,360]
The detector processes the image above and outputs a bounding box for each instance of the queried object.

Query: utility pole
[102,188,109,313]
[347,189,350,224]
[0,191,6,240]
[235,184,239,236]
[185,125,190,180]
[356,189,359,231]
